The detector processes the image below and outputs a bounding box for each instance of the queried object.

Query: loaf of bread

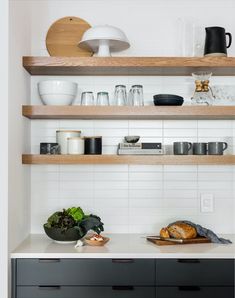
[167,222,197,239]
[160,227,170,238]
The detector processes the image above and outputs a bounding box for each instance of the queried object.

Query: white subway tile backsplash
[164,189,197,199]
[59,190,93,200]
[30,81,235,234]
[198,165,233,172]
[94,189,129,199]
[94,198,129,208]
[163,199,198,209]
[129,165,163,172]
[198,120,233,129]
[198,129,232,138]
[198,181,233,190]
[59,172,93,181]
[129,198,163,208]
[164,172,197,181]
[93,165,128,172]
[198,172,233,181]
[164,180,197,190]
[94,181,129,190]
[129,128,163,137]
[60,181,93,190]
[129,172,162,181]
[59,120,94,129]
[129,180,162,190]
[129,120,163,129]
[59,165,93,172]
[163,120,197,129]
[164,129,197,138]
[94,172,128,181]
[94,128,128,137]
[94,120,128,129]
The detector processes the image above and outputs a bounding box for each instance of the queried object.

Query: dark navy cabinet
[12,258,234,298]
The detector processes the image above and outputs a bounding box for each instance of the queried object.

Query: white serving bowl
[38,81,78,105]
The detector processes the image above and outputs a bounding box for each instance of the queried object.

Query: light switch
[200,193,214,213]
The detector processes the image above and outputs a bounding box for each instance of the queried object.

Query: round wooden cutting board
[46,16,93,57]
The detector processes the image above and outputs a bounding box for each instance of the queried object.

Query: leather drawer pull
[38,286,61,290]
[112,286,134,291]
[178,286,201,291]
[39,259,61,263]
[177,259,200,264]
[112,259,134,263]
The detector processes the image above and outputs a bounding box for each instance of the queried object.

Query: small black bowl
[153,94,184,106]
[44,225,84,242]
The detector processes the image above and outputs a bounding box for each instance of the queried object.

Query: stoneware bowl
[44,225,83,243]
[38,80,78,105]
[124,136,140,143]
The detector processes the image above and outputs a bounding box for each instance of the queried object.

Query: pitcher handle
[226,32,232,48]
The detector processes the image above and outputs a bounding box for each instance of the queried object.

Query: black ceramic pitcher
[204,26,232,56]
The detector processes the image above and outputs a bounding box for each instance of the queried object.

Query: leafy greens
[44,207,104,237]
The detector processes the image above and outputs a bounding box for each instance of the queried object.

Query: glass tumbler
[81,92,94,105]
[128,85,144,106]
[114,85,127,106]
[96,92,110,106]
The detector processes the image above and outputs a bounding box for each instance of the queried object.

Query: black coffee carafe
[204,26,232,57]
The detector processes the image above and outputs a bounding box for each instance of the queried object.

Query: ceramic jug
[204,26,232,57]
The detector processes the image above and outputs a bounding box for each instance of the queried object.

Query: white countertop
[11,234,235,259]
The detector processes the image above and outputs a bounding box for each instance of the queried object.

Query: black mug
[204,26,232,57]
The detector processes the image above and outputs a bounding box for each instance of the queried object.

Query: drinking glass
[81,92,94,105]
[128,85,144,106]
[96,92,110,106]
[114,85,127,106]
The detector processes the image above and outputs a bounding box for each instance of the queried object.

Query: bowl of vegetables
[43,207,104,243]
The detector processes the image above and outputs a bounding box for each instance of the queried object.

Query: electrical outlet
[200,194,214,213]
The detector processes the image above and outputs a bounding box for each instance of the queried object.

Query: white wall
[29,0,235,57]
[0,0,9,296]
[8,0,31,249]
[29,0,235,235]
[8,1,32,297]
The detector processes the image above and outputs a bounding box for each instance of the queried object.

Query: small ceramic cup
[208,142,228,155]
[193,142,208,155]
[173,142,192,155]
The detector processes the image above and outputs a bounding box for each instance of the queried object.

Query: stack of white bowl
[38,80,78,105]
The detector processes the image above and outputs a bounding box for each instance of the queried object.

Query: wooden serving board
[147,237,211,246]
[46,16,93,57]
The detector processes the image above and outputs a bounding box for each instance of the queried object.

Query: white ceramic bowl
[38,81,78,105]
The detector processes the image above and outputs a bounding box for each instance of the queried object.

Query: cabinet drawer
[17,286,155,298]
[156,286,234,298]
[17,259,155,286]
[156,259,234,286]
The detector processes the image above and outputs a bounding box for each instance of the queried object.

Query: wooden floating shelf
[23,56,235,76]
[22,105,235,120]
[22,154,235,165]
